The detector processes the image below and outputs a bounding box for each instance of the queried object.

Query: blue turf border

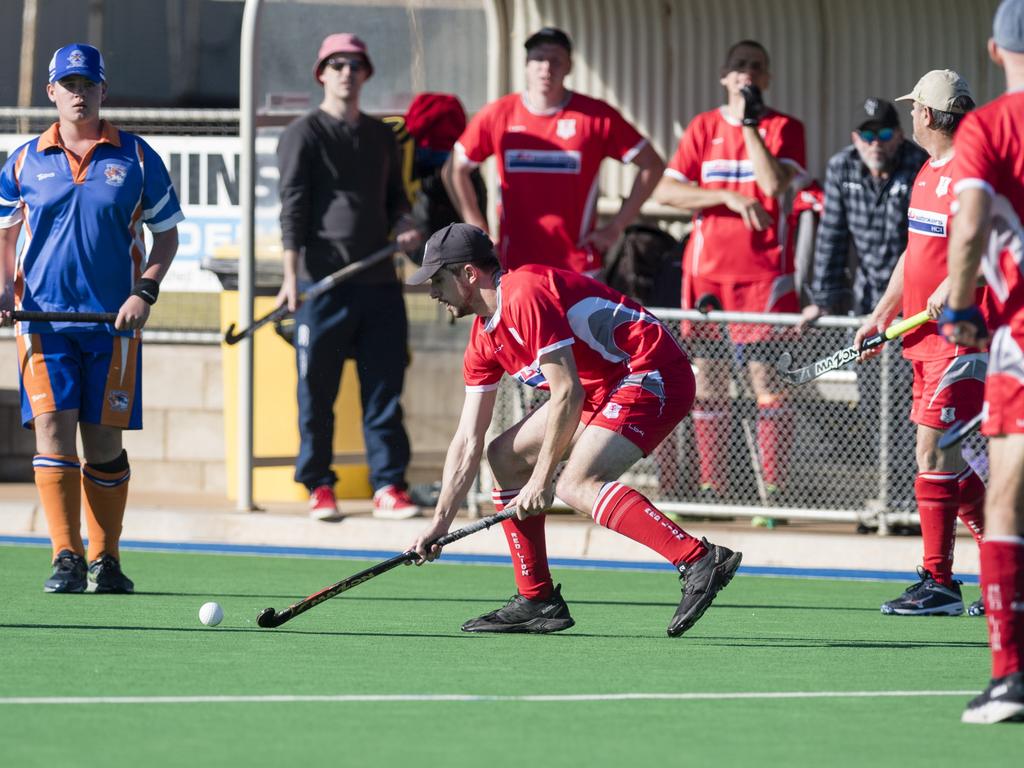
[0,534,979,585]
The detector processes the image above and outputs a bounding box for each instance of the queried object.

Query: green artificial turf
[0,544,1016,767]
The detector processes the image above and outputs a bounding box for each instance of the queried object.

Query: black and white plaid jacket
[811,141,929,314]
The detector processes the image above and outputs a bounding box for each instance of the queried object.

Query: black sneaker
[961,672,1024,724]
[880,567,963,616]
[43,549,87,593]
[88,554,135,594]
[461,583,574,634]
[967,598,985,617]
[668,539,742,637]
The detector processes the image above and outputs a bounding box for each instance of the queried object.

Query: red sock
[915,472,960,585]
[493,488,552,601]
[592,482,707,566]
[756,401,793,488]
[980,538,1024,678]
[956,466,985,545]
[692,400,730,492]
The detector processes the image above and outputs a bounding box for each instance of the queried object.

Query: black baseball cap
[406,223,494,285]
[857,97,900,130]
[524,27,572,55]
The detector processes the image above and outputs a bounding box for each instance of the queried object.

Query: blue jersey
[0,121,183,335]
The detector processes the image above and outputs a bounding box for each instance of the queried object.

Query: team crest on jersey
[107,390,130,412]
[556,119,576,139]
[103,162,128,187]
[936,176,952,197]
[940,406,956,424]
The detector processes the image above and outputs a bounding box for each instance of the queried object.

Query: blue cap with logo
[994,0,1024,53]
[48,43,105,84]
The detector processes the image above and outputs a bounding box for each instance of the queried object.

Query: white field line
[0,690,977,706]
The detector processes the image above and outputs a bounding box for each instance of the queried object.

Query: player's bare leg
[962,434,1024,723]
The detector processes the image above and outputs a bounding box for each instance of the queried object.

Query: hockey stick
[937,411,984,450]
[256,505,518,628]
[223,242,398,345]
[775,310,930,386]
[11,310,118,323]
[695,294,769,505]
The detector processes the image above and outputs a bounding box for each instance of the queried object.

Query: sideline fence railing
[468,309,989,534]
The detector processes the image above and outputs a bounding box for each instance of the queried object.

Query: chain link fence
[469,309,989,533]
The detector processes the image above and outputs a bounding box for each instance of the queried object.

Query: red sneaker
[372,485,422,519]
[309,484,343,522]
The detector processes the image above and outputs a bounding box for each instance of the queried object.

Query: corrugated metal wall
[497,0,1002,199]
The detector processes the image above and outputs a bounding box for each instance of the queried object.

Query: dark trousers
[293,281,411,493]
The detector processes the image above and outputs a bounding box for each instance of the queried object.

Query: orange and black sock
[34,454,83,558]
[82,450,131,562]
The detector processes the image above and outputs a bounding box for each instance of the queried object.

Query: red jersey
[463,265,688,406]
[666,107,807,280]
[951,92,1024,335]
[456,92,646,274]
[903,156,990,360]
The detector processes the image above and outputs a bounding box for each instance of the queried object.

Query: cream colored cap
[896,69,972,113]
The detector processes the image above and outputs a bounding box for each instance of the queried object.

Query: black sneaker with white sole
[88,554,135,594]
[880,566,963,616]
[668,539,742,637]
[967,598,985,617]
[44,549,87,593]
[461,583,574,634]
[961,672,1024,724]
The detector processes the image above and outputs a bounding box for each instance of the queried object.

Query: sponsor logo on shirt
[556,119,576,139]
[505,149,581,174]
[36,172,55,181]
[907,207,948,238]
[103,162,128,187]
[701,159,755,184]
[507,125,527,132]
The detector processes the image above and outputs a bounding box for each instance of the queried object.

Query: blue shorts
[17,331,143,429]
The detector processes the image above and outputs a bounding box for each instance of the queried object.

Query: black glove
[740,85,765,127]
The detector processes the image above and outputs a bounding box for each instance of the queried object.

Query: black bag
[602,224,684,308]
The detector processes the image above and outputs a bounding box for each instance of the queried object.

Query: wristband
[131,278,160,306]
[937,304,987,340]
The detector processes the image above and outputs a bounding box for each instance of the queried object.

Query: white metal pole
[237,0,262,511]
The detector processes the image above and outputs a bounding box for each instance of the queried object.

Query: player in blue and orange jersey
[0,43,183,593]
[941,0,1024,723]
[449,27,665,276]
[854,70,990,618]
[654,39,807,503]
[406,223,742,637]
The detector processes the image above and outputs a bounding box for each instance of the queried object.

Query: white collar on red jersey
[520,90,574,117]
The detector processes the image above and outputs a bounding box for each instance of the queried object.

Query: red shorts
[583,364,695,455]
[909,354,987,429]
[683,272,799,345]
[982,327,1024,436]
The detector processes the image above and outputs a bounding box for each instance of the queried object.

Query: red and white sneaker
[309,484,344,522]
[372,485,422,519]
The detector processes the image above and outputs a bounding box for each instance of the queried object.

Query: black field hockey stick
[256,505,518,628]
[775,310,930,386]
[937,411,984,450]
[223,242,398,345]
[11,310,118,323]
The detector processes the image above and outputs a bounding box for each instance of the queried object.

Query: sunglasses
[325,58,366,73]
[857,127,896,143]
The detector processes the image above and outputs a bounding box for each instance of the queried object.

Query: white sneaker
[372,485,422,519]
